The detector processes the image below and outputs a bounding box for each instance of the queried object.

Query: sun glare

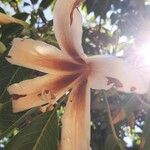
[139,44,150,66]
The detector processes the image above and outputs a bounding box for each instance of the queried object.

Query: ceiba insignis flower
[6,0,149,149]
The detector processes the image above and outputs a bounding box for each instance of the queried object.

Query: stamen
[39,89,56,113]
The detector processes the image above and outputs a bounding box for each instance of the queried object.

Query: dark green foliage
[143,112,150,150]
[104,134,120,150]
[0,54,33,103]
[39,0,54,9]
[30,0,38,5]
[0,101,23,133]
[5,110,59,150]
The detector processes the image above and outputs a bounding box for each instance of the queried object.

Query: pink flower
[6,0,149,149]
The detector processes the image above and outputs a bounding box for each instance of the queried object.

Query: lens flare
[139,44,150,66]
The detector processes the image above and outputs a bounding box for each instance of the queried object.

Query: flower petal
[12,94,47,113]
[60,79,91,150]
[8,73,81,112]
[124,48,150,78]
[87,55,149,94]
[54,0,86,63]
[6,38,83,75]
[0,12,27,26]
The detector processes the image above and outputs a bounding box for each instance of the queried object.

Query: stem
[103,90,124,150]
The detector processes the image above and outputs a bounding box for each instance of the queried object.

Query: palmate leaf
[5,110,59,150]
[0,101,23,134]
[142,111,150,150]
[0,105,38,138]
[104,134,120,150]
[0,53,33,132]
[39,0,54,9]
[83,0,113,18]
[0,41,6,55]
[31,0,38,5]
[0,53,33,103]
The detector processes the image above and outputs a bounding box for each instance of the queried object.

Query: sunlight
[139,43,150,66]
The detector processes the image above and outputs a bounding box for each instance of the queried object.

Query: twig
[103,90,124,150]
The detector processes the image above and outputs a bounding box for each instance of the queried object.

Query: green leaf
[0,101,23,133]
[104,134,120,150]
[39,0,53,9]
[0,7,5,13]
[110,13,118,24]
[0,41,6,55]
[142,112,150,150]
[24,2,30,7]
[83,0,111,18]
[0,107,38,139]
[5,110,59,150]
[30,0,38,5]
[0,53,33,132]
[0,13,29,42]
[0,53,33,103]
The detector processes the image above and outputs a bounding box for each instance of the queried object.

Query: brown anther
[38,93,41,97]
[50,93,56,100]
[45,90,49,94]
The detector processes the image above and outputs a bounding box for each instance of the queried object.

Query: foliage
[0,0,150,150]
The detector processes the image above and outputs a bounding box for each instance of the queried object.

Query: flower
[6,0,149,149]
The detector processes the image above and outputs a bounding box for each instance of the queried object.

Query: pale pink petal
[8,74,54,95]
[12,94,48,113]
[124,48,150,78]
[6,38,83,75]
[87,55,149,94]
[60,79,91,150]
[54,0,86,63]
[8,73,81,112]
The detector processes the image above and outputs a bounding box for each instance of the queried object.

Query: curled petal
[6,38,82,75]
[87,55,149,94]
[54,0,86,63]
[61,79,91,150]
[8,73,81,112]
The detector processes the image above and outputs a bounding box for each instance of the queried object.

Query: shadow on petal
[60,79,91,150]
